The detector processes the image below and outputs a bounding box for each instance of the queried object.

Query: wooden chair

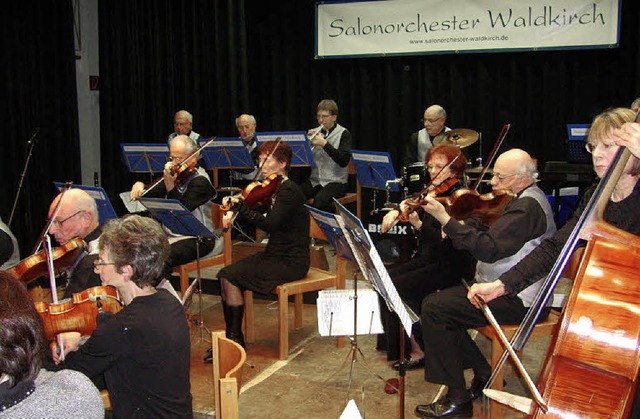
[212,330,246,419]
[475,247,584,391]
[173,203,233,296]
[243,215,347,359]
[335,159,361,219]
[100,390,112,411]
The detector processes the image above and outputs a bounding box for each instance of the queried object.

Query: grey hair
[169,134,198,153]
[235,114,256,127]
[175,110,193,123]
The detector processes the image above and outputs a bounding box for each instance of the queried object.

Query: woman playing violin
[378,144,476,370]
[205,141,310,362]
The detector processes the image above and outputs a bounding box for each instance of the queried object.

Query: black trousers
[300,181,347,213]
[421,285,549,392]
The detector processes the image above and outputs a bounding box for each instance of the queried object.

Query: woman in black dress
[214,140,310,353]
[379,144,476,369]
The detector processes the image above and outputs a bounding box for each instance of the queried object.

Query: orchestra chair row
[173,203,232,296]
[212,330,246,419]
[243,215,347,359]
[475,247,584,395]
[334,159,362,219]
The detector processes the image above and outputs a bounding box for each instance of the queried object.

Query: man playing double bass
[414,148,556,418]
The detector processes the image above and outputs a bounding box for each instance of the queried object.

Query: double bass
[483,125,640,417]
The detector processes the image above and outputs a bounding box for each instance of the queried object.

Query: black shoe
[203,347,213,364]
[392,356,425,371]
[414,397,473,418]
[468,376,488,400]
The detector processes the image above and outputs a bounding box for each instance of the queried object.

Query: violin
[435,188,515,226]
[221,173,284,211]
[139,137,215,198]
[399,177,460,222]
[35,285,123,340]
[7,237,87,284]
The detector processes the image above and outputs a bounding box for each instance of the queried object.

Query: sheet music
[334,207,418,335]
[317,289,383,336]
[119,191,147,213]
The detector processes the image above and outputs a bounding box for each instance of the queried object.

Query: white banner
[316,0,621,58]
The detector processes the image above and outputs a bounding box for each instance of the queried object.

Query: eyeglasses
[585,142,616,154]
[93,258,116,268]
[421,117,442,124]
[50,210,84,229]
[492,172,518,181]
[167,155,186,162]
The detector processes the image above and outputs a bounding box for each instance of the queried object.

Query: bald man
[413,149,556,418]
[404,104,451,166]
[47,188,102,299]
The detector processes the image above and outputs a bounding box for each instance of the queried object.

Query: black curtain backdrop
[2,0,639,254]
[1,1,79,256]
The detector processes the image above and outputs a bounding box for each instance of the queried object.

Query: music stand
[255,131,316,167]
[138,197,216,343]
[351,150,400,212]
[197,137,255,172]
[329,199,418,417]
[53,182,118,226]
[120,143,169,183]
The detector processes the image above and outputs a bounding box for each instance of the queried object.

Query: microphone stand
[9,128,39,227]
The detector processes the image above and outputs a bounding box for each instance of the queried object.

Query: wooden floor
[183,264,556,419]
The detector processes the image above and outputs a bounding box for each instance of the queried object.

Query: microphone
[27,127,40,145]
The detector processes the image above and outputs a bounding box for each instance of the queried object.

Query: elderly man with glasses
[404,104,451,166]
[47,188,102,299]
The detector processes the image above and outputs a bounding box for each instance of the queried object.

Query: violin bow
[32,181,73,254]
[471,124,510,191]
[44,234,65,361]
[462,280,548,412]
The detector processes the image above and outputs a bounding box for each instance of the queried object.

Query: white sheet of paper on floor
[339,399,363,419]
[317,288,383,336]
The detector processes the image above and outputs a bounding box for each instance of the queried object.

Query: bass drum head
[364,209,418,267]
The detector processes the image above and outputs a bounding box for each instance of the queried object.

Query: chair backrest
[212,330,246,419]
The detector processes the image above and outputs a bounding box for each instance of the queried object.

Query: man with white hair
[228,114,260,187]
[414,148,556,418]
[404,104,451,166]
[167,109,200,143]
[131,134,220,270]
[47,188,102,298]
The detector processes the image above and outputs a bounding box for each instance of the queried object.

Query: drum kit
[366,128,480,267]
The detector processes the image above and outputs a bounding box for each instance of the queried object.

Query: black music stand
[351,150,400,212]
[305,205,354,262]
[138,197,216,343]
[53,182,118,226]
[120,143,169,182]
[197,137,255,172]
[255,131,316,167]
[328,199,418,418]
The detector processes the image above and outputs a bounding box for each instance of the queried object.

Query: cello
[483,116,640,417]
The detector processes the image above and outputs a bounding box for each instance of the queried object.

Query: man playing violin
[52,215,192,418]
[414,148,556,418]
[130,134,221,271]
[204,140,309,363]
[378,144,475,371]
[47,188,102,299]
[301,99,352,213]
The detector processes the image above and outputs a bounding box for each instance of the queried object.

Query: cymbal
[444,128,479,148]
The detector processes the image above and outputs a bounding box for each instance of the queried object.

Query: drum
[364,209,419,267]
[402,163,428,196]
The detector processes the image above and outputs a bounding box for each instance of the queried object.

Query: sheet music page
[334,211,417,335]
[317,289,383,336]
[119,191,146,213]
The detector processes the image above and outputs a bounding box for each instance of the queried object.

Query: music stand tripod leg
[190,235,211,344]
